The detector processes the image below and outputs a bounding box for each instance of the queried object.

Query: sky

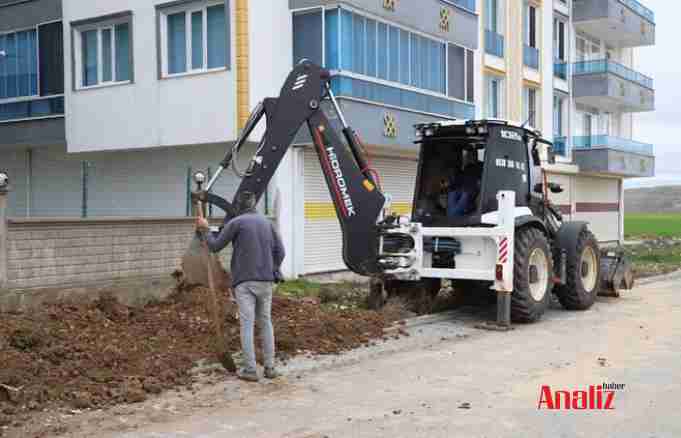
[626,0,681,188]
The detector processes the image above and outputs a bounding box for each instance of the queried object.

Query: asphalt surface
[61,274,681,438]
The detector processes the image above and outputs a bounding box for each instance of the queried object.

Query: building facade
[0,0,655,283]
[481,0,656,244]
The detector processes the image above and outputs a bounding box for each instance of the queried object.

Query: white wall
[63,0,238,153]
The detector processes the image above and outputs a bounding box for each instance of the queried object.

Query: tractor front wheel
[555,229,600,310]
[511,227,553,323]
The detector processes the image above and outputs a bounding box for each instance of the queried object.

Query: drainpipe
[0,170,10,289]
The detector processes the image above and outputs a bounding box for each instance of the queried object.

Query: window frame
[553,16,567,62]
[71,12,133,91]
[0,25,40,103]
[158,0,230,79]
[0,19,66,124]
[485,74,504,119]
[325,5,473,105]
[523,86,538,127]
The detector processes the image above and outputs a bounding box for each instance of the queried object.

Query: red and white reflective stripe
[498,237,509,264]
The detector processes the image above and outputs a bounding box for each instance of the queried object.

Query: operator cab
[412,120,549,227]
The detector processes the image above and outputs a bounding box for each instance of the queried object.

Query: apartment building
[481,0,656,244]
[290,0,480,274]
[0,0,480,278]
[0,0,655,282]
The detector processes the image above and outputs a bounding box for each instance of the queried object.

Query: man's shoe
[264,367,280,379]
[238,369,260,382]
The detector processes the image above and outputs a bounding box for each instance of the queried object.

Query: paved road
[68,275,681,438]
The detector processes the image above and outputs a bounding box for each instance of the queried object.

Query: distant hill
[625,185,681,213]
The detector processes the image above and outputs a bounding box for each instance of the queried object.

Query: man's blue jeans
[447,190,473,217]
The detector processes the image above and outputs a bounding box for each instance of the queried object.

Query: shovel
[182,200,237,373]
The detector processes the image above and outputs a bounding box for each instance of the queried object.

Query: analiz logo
[538,383,625,410]
[325,147,356,217]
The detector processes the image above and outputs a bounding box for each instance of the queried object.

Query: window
[553,18,566,61]
[553,95,565,137]
[448,44,474,103]
[486,75,504,118]
[524,87,537,127]
[0,29,38,99]
[486,0,499,33]
[73,14,132,89]
[0,22,64,122]
[292,8,475,118]
[325,9,463,96]
[524,4,537,49]
[575,35,600,62]
[160,1,228,77]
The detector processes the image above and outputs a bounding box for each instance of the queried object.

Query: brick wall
[4,217,231,290]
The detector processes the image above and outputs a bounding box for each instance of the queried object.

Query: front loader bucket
[599,250,635,298]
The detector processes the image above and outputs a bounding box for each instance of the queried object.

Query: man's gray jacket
[206,212,285,287]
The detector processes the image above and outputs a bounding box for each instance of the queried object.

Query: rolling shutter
[303,148,417,274]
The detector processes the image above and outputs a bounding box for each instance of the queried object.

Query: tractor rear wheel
[511,227,553,323]
[555,229,600,310]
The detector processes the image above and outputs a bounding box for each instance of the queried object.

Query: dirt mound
[0,285,388,432]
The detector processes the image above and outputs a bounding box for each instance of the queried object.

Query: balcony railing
[485,30,504,58]
[573,135,654,156]
[0,96,64,123]
[573,60,654,89]
[330,76,475,120]
[553,136,567,156]
[441,0,476,12]
[523,45,539,70]
[619,0,654,23]
[554,62,567,80]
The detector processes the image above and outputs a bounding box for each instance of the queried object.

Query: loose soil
[0,285,389,435]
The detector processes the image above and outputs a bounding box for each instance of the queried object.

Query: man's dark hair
[237,191,257,213]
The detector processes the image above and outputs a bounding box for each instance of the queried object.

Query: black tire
[555,229,600,310]
[511,227,553,323]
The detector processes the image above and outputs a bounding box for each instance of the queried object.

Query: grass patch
[625,213,681,239]
[275,279,323,299]
[624,240,681,278]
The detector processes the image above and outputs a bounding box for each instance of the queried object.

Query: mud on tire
[512,227,553,323]
[555,229,600,310]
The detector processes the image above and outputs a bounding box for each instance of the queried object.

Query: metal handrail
[572,135,654,156]
[572,60,653,89]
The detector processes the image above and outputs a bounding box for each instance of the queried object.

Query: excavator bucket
[181,230,231,291]
[599,249,635,297]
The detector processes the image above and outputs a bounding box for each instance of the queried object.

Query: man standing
[196,191,285,382]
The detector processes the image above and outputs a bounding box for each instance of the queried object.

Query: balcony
[485,29,504,58]
[0,96,64,123]
[553,136,567,156]
[572,135,655,177]
[554,62,567,80]
[573,60,654,113]
[573,0,655,48]
[523,45,539,70]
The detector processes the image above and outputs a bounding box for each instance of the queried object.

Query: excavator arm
[195,61,387,275]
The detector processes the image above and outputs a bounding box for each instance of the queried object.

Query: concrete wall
[0,0,61,31]
[2,216,232,291]
[63,0,238,153]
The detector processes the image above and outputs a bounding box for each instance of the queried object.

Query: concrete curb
[637,269,681,286]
